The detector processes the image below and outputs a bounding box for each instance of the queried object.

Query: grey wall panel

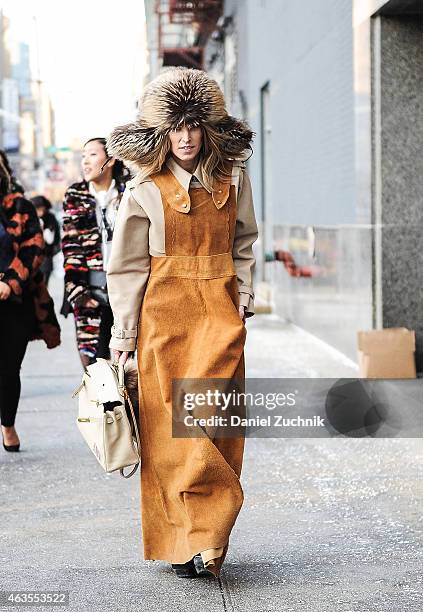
[242,0,355,226]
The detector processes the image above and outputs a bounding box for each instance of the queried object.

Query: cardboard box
[357,327,416,379]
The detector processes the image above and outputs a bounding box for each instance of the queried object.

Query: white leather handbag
[72,358,141,478]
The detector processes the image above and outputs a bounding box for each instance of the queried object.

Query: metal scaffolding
[154,0,223,69]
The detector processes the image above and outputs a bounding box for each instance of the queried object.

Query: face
[168,125,203,164]
[36,206,46,218]
[81,140,114,182]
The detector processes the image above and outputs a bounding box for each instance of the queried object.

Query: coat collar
[88,178,117,198]
[156,156,232,213]
[165,156,207,193]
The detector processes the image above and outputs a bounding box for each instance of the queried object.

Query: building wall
[245,0,356,226]
[219,0,372,360]
[375,15,423,366]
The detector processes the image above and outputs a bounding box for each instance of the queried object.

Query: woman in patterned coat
[0,150,61,452]
[61,138,129,368]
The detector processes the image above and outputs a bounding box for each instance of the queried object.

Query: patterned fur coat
[61,179,127,308]
[61,179,126,360]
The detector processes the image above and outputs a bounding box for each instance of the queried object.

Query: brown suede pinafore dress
[136,162,246,577]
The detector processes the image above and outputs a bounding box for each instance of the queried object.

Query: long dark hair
[84,137,131,184]
[0,149,24,197]
[31,195,52,211]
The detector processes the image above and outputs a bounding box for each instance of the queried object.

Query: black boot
[171,556,198,578]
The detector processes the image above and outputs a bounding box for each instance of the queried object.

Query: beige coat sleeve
[233,168,259,318]
[106,187,151,352]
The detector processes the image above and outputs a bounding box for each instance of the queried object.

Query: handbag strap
[116,363,142,479]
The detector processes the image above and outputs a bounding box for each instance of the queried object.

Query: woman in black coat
[0,151,61,452]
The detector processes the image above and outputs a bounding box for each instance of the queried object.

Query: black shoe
[171,557,198,578]
[2,441,20,452]
[2,434,20,452]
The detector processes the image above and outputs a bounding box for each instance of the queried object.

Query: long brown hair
[132,123,235,191]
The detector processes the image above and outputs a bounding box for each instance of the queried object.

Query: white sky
[2,0,147,146]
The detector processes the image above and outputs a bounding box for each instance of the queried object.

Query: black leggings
[0,297,35,427]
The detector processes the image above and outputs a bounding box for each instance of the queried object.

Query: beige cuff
[109,336,137,352]
[109,325,137,352]
[239,292,255,318]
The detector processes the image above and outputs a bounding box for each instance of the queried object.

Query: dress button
[182,203,188,208]
[217,200,222,204]
[175,193,181,198]
[218,189,222,193]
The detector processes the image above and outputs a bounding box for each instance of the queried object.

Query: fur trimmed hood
[106,67,254,166]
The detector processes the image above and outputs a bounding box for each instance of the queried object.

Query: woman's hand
[239,305,246,323]
[112,350,130,367]
[83,297,100,308]
[77,293,99,309]
[0,281,11,300]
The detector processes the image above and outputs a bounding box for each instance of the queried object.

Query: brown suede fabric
[107,158,259,351]
[136,161,246,577]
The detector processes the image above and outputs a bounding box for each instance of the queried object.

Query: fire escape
[155,0,223,69]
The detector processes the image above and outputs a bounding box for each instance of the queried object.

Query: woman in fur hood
[106,67,259,579]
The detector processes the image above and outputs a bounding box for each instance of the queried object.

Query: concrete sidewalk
[1,275,422,612]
